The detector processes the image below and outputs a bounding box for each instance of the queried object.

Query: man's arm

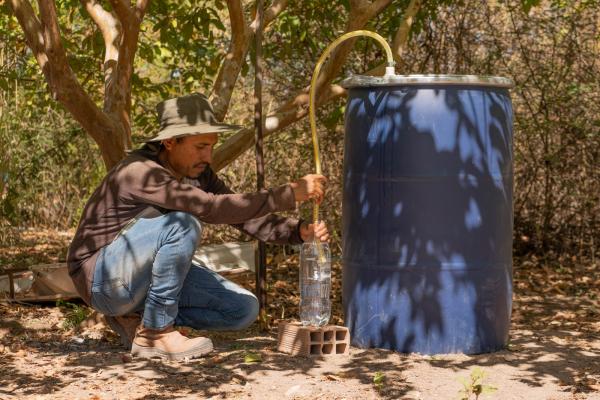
[123,157,297,225]
[200,167,305,245]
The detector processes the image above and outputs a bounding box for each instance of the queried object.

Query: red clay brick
[277,321,350,356]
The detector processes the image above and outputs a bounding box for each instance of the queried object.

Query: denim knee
[229,293,259,330]
[164,211,202,237]
[161,211,202,253]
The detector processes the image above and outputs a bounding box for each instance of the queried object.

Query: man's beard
[188,163,209,178]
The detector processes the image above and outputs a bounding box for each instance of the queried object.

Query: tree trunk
[91,119,129,170]
[9,0,147,171]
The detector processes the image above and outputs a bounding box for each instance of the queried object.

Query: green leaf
[244,352,262,364]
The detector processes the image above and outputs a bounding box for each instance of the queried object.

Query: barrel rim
[341,74,514,88]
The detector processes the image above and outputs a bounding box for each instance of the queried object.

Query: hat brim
[145,122,243,142]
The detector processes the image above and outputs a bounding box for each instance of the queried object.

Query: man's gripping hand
[289,174,328,204]
[300,220,330,243]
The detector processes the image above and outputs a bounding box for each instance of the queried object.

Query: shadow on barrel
[342,82,513,354]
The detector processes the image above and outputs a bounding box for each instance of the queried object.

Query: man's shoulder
[107,150,166,188]
[118,147,160,171]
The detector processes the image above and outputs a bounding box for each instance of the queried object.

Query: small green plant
[373,371,386,390]
[56,300,90,330]
[458,367,497,400]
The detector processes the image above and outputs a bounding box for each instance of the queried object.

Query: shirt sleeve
[121,158,297,226]
[201,167,304,245]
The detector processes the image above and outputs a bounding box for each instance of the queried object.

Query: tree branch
[7,0,49,79]
[308,0,392,106]
[108,0,133,23]
[250,0,288,32]
[360,0,424,76]
[213,84,345,171]
[214,0,392,170]
[210,0,249,121]
[368,0,393,16]
[80,0,118,43]
[80,0,120,85]
[392,0,421,68]
[104,0,149,149]
[8,0,125,168]
[212,0,427,171]
[38,0,67,81]
[211,0,289,121]
[135,0,149,20]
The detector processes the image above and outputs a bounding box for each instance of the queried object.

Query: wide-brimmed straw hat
[145,93,242,142]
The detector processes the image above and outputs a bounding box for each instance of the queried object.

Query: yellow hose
[309,30,395,262]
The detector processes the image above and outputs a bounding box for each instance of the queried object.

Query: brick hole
[310,332,321,342]
[322,344,333,354]
[310,344,321,355]
[336,330,347,341]
[336,343,347,354]
[323,330,334,342]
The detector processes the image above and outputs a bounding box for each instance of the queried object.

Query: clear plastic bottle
[299,240,331,326]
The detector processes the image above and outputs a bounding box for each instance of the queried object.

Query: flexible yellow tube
[309,30,395,261]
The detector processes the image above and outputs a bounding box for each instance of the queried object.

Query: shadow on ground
[1,294,599,399]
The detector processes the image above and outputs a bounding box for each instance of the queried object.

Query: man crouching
[67,93,329,361]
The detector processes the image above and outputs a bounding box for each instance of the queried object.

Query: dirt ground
[1,228,599,400]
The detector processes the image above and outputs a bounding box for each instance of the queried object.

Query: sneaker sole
[130,339,214,361]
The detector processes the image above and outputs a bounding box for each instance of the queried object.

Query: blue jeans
[90,211,259,330]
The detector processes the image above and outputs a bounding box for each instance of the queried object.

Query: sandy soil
[0,302,598,400]
[0,228,599,399]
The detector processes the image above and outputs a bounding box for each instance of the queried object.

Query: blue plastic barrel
[341,75,514,354]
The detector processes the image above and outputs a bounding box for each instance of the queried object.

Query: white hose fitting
[384,66,396,77]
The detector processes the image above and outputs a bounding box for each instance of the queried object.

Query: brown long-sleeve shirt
[67,145,303,304]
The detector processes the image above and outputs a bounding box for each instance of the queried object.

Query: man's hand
[289,174,327,204]
[300,221,330,243]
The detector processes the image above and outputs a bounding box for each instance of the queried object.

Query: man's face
[162,133,219,179]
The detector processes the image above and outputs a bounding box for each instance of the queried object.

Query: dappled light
[342,84,513,355]
[1,0,598,398]
[1,234,598,398]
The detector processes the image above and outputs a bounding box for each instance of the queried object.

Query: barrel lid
[341,74,514,89]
